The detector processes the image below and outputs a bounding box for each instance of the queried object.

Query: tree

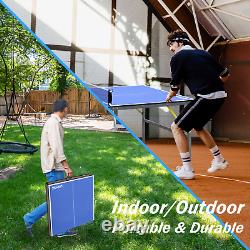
[0,5,57,98]
[49,64,83,97]
[0,5,83,107]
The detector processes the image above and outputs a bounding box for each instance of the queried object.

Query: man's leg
[170,97,205,179]
[171,122,194,179]
[23,202,47,231]
[195,128,216,149]
[195,128,228,173]
[23,170,65,235]
[171,123,189,153]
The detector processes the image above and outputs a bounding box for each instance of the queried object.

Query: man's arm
[48,121,73,177]
[167,54,184,102]
[170,55,184,86]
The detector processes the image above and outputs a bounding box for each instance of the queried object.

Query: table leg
[142,108,145,142]
[113,108,118,130]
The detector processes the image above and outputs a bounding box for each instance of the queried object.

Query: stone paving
[0,114,127,133]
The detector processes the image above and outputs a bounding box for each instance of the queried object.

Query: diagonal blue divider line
[1,1,248,249]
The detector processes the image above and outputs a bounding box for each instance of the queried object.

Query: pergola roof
[145,0,250,50]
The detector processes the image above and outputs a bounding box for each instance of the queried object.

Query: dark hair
[52,99,69,113]
[167,29,190,46]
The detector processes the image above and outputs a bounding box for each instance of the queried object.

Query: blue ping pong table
[46,175,94,236]
[91,85,192,142]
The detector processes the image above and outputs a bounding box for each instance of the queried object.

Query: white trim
[196,174,250,184]
[206,35,221,51]
[162,0,188,18]
[190,0,204,49]
[49,175,93,187]
[197,91,227,99]
[48,187,53,236]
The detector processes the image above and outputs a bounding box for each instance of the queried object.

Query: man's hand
[219,74,230,83]
[64,167,73,177]
[61,160,73,177]
[166,90,177,102]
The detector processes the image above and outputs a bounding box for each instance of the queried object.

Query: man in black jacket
[166,30,230,180]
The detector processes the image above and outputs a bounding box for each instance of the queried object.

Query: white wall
[36,0,73,45]
[115,0,148,53]
[3,0,32,27]
[76,0,111,49]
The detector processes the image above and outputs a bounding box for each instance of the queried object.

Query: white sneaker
[207,159,229,173]
[174,166,195,180]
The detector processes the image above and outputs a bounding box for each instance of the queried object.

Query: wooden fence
[0,95,23,115]
[0,89,107,115]
[27,88,107,115]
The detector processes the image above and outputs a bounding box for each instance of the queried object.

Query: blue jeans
[23,170,65,227]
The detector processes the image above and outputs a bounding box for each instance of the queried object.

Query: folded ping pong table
[91,85,192,142]
[46,175,94,236]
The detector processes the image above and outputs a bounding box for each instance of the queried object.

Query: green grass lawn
[0,126,243,250]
